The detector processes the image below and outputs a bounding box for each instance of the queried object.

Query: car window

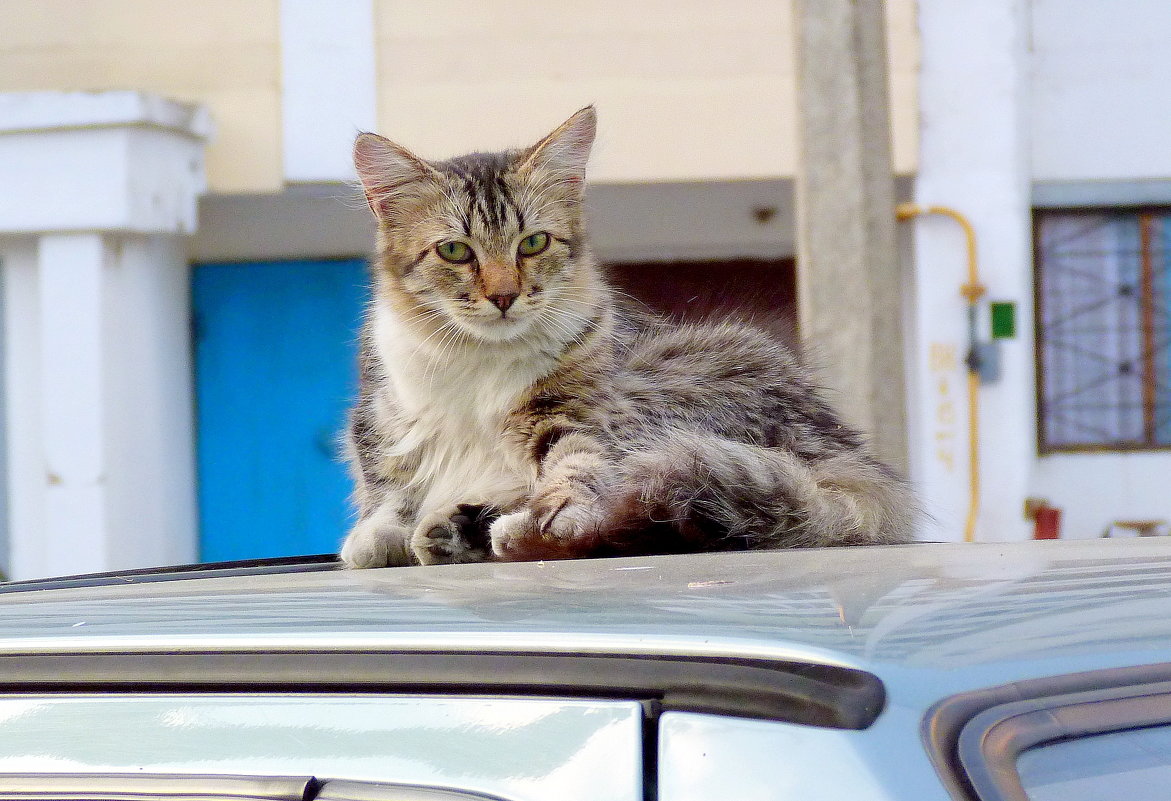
[0,694,643,801]
[1017,724,1171,801]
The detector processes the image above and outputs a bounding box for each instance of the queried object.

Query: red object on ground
[1033,507,1062,539]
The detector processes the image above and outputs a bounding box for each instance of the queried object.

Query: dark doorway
[609,258,798,342]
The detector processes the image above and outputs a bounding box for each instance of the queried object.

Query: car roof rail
[0,553,341,594]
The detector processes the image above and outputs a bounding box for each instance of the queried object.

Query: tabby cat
[341,106,915,568]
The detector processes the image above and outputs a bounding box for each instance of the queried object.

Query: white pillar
[0,92,210,578]
[39,234,108,573]
[909,3,1034,541]
[280,0,377,183]
[792,0,909,472]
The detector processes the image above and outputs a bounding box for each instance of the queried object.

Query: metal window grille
[1035,209,1171,451]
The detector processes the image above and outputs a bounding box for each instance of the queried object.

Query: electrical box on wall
[990,301,1016,339]
[974,342,1001,384]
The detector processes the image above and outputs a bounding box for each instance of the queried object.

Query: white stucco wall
[910,0,1171,542]
[1027,0,1171,538]
[909,0,1034,542]
[1031,0,1171,184]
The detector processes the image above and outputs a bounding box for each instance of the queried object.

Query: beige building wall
[0,0,917,192]
[374,0,918,181]
[0,0,283,194]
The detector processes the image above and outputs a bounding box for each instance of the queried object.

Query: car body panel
[3,539,1171,800]
[658,711,947,801]
[0,693,644,801]
[3,541,1170,673]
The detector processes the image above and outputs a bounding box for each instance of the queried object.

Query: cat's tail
[598,432,916,554]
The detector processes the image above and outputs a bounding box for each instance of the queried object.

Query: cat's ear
[353,133,439,222]
[518,105,597,188]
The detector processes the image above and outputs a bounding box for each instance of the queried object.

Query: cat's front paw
[341,517,413,568]
[490,491,605,561]
[412,504,496,565]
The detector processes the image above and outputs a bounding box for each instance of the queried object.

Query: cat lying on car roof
[340,106,915,568]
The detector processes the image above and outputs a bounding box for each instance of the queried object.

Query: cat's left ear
[518,105,597,188]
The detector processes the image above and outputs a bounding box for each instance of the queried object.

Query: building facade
[0,0,1164,578]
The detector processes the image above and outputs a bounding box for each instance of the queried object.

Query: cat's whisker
[540,305,621,349]
[402,311,448,335]
[396,305,449,330]
[543,297,603,314]
[404,316,462,366]
[535,306,583,335]
[535,310,593,349]
[419,324,462,391]
[431,324,468,374]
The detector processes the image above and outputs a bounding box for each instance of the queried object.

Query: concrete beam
[792,0,909,471]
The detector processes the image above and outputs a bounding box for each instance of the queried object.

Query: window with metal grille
[1035,209,1171,451]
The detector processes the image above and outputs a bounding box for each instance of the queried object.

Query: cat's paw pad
[341,518,413,568]
[490,495,604,561]
[411,504,496,565]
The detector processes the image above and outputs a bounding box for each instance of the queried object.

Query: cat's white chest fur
[374,313,543,515]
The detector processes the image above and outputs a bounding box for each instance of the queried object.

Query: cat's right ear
[353,133,438,222]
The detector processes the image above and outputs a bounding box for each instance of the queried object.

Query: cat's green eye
[436,240,474,264]
[517,232,550,257]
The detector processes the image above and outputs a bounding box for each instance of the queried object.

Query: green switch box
[990,301,1016,339]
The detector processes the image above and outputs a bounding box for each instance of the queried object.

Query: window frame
[1033,205,1171,453]
[922,662,1171,801]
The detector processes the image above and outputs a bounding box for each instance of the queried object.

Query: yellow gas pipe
[895,203,985,543]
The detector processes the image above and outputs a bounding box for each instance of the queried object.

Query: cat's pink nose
[488,292,518,313]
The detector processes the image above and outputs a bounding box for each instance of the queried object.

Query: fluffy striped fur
[341,106,915,568]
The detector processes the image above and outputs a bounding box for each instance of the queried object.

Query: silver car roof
[0,539,1169,697]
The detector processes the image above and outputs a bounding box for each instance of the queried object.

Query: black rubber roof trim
[0,554,341,594]
[958,682,1171,801]
[0,649,886,730]
[922,661,1171,801]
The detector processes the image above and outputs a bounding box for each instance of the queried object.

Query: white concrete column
[0,92,210,578]
[38,234,109,574]
[908,2,1033,541]
[280,0,377,183]
[792,0,909,472]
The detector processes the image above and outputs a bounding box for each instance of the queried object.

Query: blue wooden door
[192,259,369,561]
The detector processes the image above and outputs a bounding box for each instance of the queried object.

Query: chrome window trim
[316,780,509,801]
[0,774,509,801]
[0,773,314,801]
